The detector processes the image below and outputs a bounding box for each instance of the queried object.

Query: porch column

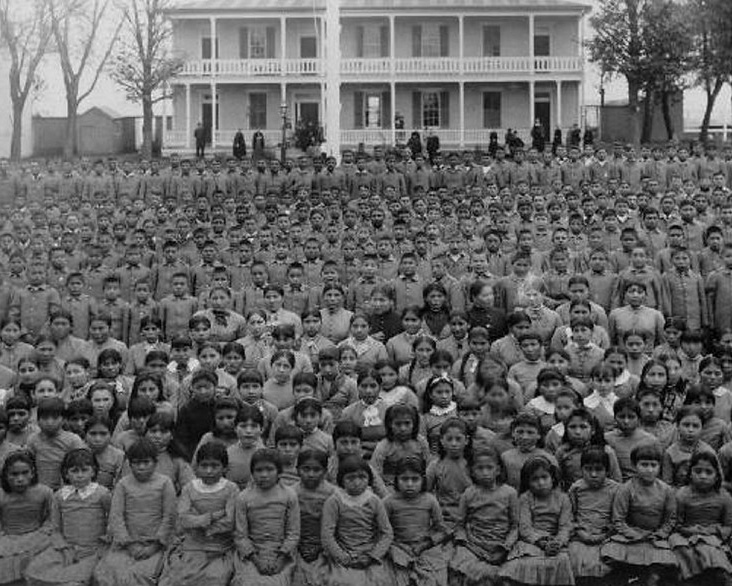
[210,16,217,151]
[211,80,218,150]
[391,81,396,146]
[324,0,341,158]
[458,15,464,74]
[579,14,585,131]
[162,83,168,149]
[280,16,286,75]
[459,82,465,148]
[185,83,191,149]
[556,80,563,130]
[529,80,535,135]
[389,15,395,76]
[528,13,535,63]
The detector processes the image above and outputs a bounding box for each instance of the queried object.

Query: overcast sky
[31,0,732,129]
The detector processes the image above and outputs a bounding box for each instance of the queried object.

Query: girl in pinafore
[233,448,300,586]
[370,404,430,491]
[94,438,177,586]
[293,449,336,586]
[421,375,458,453]
[426,418,472,529]
[385,455,448,586]
[669,451,732,583]
[601,443,678,586]
[0,451,53,585]
[450,447,518,586]
[567,447,619,581]
[321,455,393,586]
[25,449,111,586]
[159,442,239,586]
[500,456,575,586]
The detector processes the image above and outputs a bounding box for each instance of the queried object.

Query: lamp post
[280,102,288,164]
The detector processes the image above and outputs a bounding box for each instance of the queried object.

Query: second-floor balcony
[178,55,583,80]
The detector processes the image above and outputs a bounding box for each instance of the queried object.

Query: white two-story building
[165,0,589,153]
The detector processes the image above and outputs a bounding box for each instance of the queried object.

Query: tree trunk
[627,79,641,146]
[10,98,24,162]
[641,90,655,144]
[64,95,79,157]
[661,91,674,140]
[141,93,154,160]
[699,78,724,144]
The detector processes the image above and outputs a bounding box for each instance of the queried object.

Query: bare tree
[110,0,183,158]
[47,0,122,157]
[0,0,52,160]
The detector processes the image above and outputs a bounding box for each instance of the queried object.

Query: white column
[280,16,286,75]
[391,81,396,146]
[529,80,535,133]
[458,15,464,74]
[324,0,341,159]
[185,83,191,149]
[556,80,563,130]
[162,83,168,149]
[389,15,395,76]
[459,82,465,148]
[528,14,535,62]
[578,79,585,127]
[211,81,218,150]
[210,16,217,150]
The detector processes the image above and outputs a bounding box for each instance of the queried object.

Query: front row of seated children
[4,403,732,586]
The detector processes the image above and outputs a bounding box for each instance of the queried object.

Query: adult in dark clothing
[252,130,265,160]
[552,127,563,155]
[583,128,594,147]
[407,131,422,157]
[531,119,545,152]
[467,304,508,343]
[426,131,440,165]
[233,129,246,159]
[194,122,206,158]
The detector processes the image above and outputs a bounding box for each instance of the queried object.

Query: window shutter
[382,91,391,128]
[439,25,449,57]
[412,26,422,57]
[356,26,364,58]
[266,27,276,58]
[440,91,450,128]
[239,28,249,59]
[354,92,364,129]
[380,25,389,57]
[412,92,422,128]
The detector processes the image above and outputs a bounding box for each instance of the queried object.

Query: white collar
[584,390,617,410]
[528,396,555,414]
[59,482,99,501]
[430,401,457,417]
[192,478,229,493]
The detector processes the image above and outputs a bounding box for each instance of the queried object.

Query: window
[301,36,317,58]
[421,23,442,57]
[422,92,440,127]
[365,95,382,129]
[534,33,551,56]
[239,27,275,59]
[483,92,501,128]
[483,26,501,57]
[249,93,267,128]
[201,37,219,59]
[250,28,267,59]
[363,26,382,58]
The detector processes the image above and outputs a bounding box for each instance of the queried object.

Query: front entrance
[297,102,320,126]
[201,95,219,144]
[534,96,551,141]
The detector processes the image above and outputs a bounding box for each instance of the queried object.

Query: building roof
[170,0,590,13]
[83,105,123,120]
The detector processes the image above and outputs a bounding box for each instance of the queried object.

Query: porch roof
[170,0,590,14]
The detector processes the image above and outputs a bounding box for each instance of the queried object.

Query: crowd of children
[2,139,732,586]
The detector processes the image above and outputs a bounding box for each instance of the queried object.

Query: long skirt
[499,541,575,586]
[158,547,234,586]
[25,544,103,586]
[0,530,52,584]
[94,546,166,586]
[231,554,295,586]
[669,533,732,580]
[388,543,448,586]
